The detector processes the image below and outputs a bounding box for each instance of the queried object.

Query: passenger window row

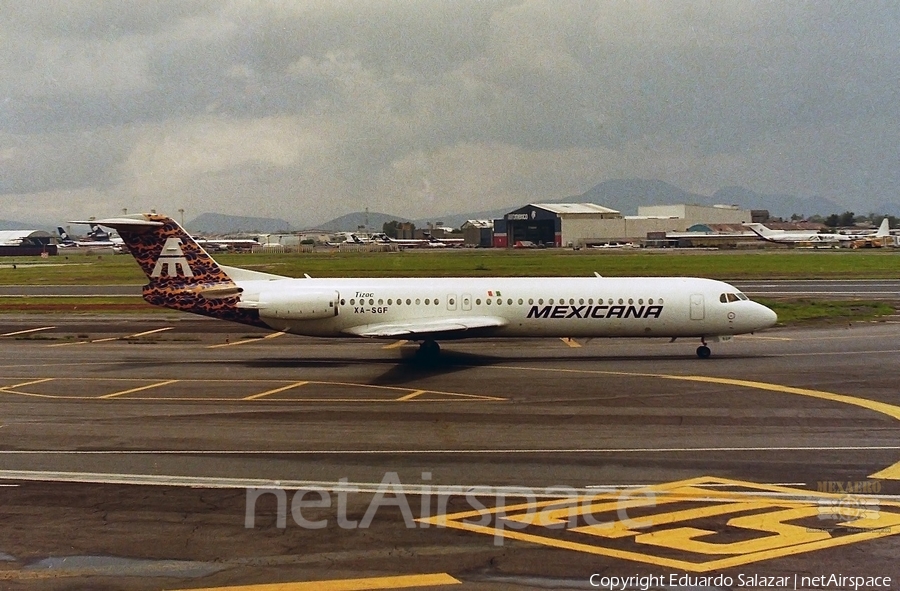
[340,296,666,307]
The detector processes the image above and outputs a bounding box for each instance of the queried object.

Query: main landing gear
[416,340,441,358]
[696,338,711,359]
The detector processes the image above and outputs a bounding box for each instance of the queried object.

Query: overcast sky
[1,1,898,226]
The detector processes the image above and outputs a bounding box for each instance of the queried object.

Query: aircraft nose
[754,303,778,329]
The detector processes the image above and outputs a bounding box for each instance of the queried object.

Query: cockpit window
[720,293,742,303]
[736,292,748,300]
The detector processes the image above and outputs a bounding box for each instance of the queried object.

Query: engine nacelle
[240,289,339,320]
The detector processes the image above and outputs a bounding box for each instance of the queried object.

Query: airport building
[493,203,620,247]
[0,230,58,256]
[460,220,493,247]
[493,203,753,247]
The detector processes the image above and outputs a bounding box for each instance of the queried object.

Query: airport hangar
[0,230,57,256]
[490,203,758,248]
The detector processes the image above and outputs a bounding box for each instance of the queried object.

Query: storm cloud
[1,1,897,225]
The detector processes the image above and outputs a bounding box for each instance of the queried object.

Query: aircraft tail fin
[876,217,890,238]
[745,223,774,238]
[92,214,266,326]
[57,227,71,242]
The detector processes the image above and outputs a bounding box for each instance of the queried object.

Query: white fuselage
[236,276,776,340]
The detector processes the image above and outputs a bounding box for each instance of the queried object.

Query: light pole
[178,208,185,227]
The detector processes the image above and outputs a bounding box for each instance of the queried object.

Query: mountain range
[181,180,900,233]
[2,180,894,234]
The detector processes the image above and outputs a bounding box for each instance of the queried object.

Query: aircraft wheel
[696,345,711,359]
[416,340,441,358]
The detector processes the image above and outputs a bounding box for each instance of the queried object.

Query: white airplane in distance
[92,213,777,359]
[843,218,892,247]
[194,237,259,252]
[745,223,852,246]
[369,233,447,248]
[58,225,125,252]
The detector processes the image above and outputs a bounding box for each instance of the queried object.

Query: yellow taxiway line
[170,573,460,591]
[382,339,408,349]
[1,326,56,337]
[207,331,286,349]
[243,381,309,400]
[46,327,173,347]
[99,380,179,399]
[499,364,900,480]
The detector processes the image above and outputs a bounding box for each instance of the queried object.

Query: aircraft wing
[342,316,508,338]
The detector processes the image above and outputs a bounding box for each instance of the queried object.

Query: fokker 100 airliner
[93,214,777,359]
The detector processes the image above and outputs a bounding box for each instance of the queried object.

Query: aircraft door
[461,294,472,311]
[447,294,458,311]
[690,294,705,320]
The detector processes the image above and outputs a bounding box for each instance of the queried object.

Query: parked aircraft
[845,218,892,248]
[194,237,259,252]
[370,233,447,248]
[92,213,777,359]
[745,223,852,246]
[57,225,124,251]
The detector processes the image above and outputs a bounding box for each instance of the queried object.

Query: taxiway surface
[0,315,899,589]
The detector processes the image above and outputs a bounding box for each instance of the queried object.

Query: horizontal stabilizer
[76,217,164,230]
[191,284,244,299]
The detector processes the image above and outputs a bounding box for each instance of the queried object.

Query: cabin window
[588,298,594,304]
[628,298,633,305]
[378,299,383,305]
[579,298,584,305]
[648,298,654,305]
[449,298,455,305]
[486,299,491,305]
[425,298,430,305]
[369,299,374,305]
[569,298,575,305]
[350,298,356,305]
[415,298,421,305]
[518,298,523,305]
[406,299,411,305]
[538,298,544,305]
[528,298,534,305]
[476,298,481,305]
[549,298,554,304]
[638,298,643,305]
[341,299,346,305]
[618,298,624,305]
[434,299,439,305]
[659,298,664,304]
[508,298,513,305]
[608,298,613,305]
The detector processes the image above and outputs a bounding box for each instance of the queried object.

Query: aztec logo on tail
[150,237,194,278]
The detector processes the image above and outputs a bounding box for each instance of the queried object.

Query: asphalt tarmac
[1,315,899,590]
